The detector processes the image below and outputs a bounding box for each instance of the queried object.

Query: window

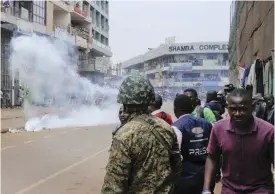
[1,29,12,91]
[182,73,200,78]
[82,2,89,15]
[96,1,100,6]
[106,1,109,14]
[13,1,32,21]
[221,70,229,77]
[91,7,95,23]
[33,0,46,25]
[207,53,218,60]
[223,53,229,61]
[188,55,194,60]
[78,50,88,66]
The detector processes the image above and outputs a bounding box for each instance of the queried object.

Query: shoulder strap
[125,116,182,191]
[134,116,173,155]
[112,122,126,136]
[198,107,205,118]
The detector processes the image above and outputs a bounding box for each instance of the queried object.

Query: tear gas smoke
[10,34,120,131]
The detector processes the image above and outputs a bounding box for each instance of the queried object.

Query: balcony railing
[74,5,82,14]
[82,10,88,17]
[1,6,33,22]
[92,39,110,51]
[69,26,89,40]
[78,59,96,72]
[78,63,95,71]
[54,23,70,32]
[73,2,90,19]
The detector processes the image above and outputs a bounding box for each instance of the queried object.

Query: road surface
[1,103,222,194]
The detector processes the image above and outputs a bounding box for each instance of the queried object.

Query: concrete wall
[236,1,274,67]
[46,1,54,35]
[53,10,70,29]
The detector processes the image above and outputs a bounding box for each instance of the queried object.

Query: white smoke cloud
[9,34,120,131]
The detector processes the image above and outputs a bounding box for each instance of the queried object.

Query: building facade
[228,1,274,87]
[121,40,229,100]
[1,0,112,106]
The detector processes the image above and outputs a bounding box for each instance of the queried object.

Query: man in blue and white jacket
[172,94,214,194]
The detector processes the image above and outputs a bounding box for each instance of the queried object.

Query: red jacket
[153,110,173,125]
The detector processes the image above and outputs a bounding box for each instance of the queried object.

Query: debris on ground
[8,127,26,133]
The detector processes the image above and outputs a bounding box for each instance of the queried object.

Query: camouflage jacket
[101,113,181,194]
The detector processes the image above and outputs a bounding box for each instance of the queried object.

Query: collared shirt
[207,117,274,193]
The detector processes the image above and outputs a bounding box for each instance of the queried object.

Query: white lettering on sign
[199,44,228,51]
[168,44,228,52]
[189,147,207,156]
[169,45,194,52]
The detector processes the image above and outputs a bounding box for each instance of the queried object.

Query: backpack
[198,106,223,121]
[134,115,182,184]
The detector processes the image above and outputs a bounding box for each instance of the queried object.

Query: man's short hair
[174,94,193,113]
[206,90,218,102]
[183,88,198,97]
[227,88,252,101]
[196,98,201,106]
[155,94,163,109]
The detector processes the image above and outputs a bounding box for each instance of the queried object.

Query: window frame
[33,1,46,25]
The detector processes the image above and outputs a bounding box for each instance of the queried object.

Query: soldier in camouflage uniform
[101,75,182,194]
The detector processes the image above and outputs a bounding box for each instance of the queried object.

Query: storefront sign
[168,43,228,52]
[169,45,194,52]
[199,44,227,51]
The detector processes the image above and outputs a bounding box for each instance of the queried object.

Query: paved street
[1,104,221,194]
[2,124,113,194]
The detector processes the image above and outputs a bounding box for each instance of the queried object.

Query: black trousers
[172,172,215,194]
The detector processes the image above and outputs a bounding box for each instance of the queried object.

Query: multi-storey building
[1,0,112,106]
[121,39,229,100]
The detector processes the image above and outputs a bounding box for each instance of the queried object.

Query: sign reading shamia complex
[168,44,228,52]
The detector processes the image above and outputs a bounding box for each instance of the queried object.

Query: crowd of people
[101,74,274,194]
